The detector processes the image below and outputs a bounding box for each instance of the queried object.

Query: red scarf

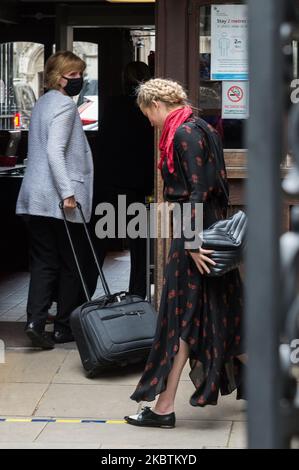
[158,106,193,174]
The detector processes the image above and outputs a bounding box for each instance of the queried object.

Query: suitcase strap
[59,201,111,301]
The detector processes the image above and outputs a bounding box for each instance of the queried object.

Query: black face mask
[62,76,83,96]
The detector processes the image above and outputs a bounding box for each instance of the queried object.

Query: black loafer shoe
[53,330,74,344]
[124,407,175,428]
[25,323,55,350]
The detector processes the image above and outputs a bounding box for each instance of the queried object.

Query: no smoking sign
[222,81,249,119]
[227,85,244,102]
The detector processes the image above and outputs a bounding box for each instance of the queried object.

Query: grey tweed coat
[16,89,94,223]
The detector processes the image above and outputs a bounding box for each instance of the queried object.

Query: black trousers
[25,215,98,332]
[92,189,147,299]
[95,234,147,299]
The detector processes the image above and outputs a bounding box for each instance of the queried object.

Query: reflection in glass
[74,41,99,131]
[0,42,44,130]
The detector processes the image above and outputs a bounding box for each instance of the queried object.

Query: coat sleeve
[174,124,209,250]
[47,100,76,200]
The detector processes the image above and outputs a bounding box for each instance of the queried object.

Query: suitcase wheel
[86,369,99,379]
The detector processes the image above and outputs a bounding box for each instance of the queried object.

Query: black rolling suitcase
[60,202,157,378]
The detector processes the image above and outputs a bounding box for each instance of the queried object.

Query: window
[0,42,44,130]
[73,41,98,131]
[199,4,248,149]
[130,28,155,73]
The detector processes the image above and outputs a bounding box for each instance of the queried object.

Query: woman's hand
[63,196,77,209]
[188,248,216,275]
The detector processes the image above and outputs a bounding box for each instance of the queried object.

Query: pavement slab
[0,421,47,443]
[52,350,147,386]
[0,349,69,383]
[35,419,232,448]
[34,383,139,419]
[0,383,49,416]
[227,421,247,448]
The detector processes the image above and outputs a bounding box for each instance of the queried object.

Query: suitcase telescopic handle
[59,200,111,301]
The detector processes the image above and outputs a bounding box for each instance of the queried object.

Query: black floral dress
[130,117,245,407]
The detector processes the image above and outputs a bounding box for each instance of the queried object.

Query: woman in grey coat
[16,51,94,349]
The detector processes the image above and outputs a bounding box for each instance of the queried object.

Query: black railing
[0,42,16,130]
[246,0,299,449]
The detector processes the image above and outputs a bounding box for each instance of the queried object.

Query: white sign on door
[222,81,249,119]
[211,4,248,81]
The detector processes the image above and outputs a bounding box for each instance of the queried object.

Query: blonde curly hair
[137,78,188,108]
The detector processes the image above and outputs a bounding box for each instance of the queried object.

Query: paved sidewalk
[0,252,247,449]
[0,348,247,449]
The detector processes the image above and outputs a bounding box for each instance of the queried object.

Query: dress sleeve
[174,124,209,250]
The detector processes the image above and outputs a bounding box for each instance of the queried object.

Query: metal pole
[246,0,284,448]
[146,200,151,303]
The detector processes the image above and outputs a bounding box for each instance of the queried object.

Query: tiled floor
[0,272,30,322]
[0,251,132,322]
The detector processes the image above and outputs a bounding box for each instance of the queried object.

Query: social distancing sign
[211,4,248,81]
